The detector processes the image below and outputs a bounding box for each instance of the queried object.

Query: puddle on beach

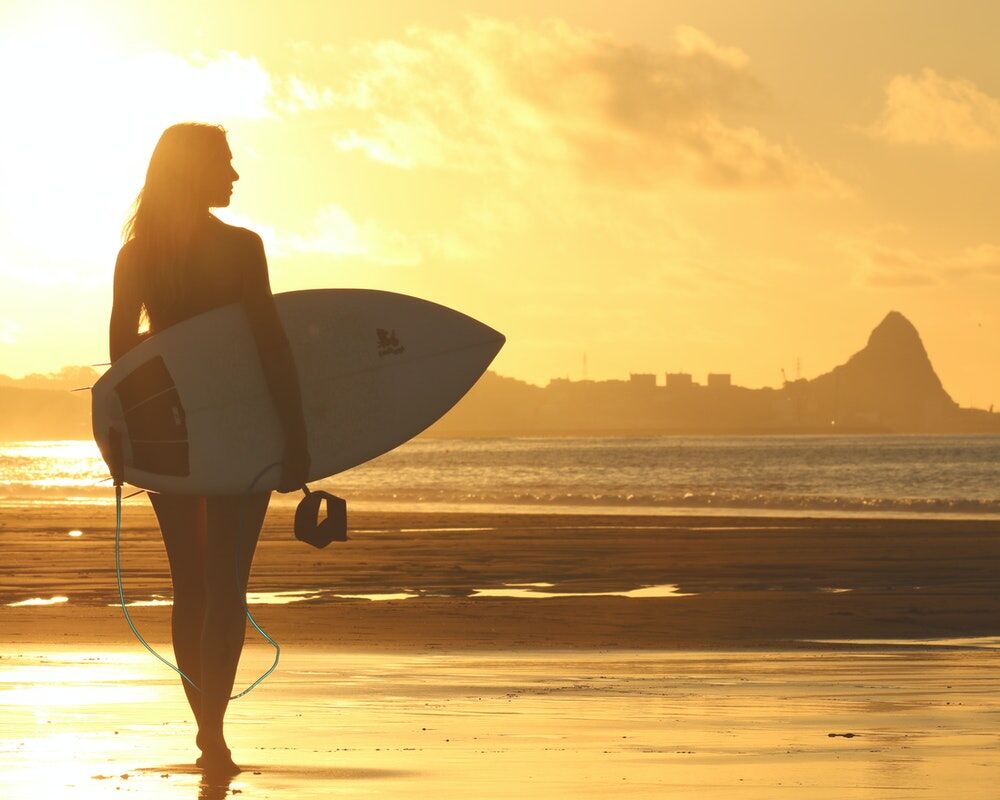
[803,636,1000,650]
[470,583,695,599]
[398,527,497,533]
[103,589,424,606]
[6,596,68,607]
[10,583,695,608]
[107,590,341,607]
[349,527,498,534]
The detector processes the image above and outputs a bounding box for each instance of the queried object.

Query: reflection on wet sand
[11,584,696,607]
[0,646,997,799]
[804,636,1000,649]
[2,507,999,795]
[5,596,68,607]
[470,582,695,598]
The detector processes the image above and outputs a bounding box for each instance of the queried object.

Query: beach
[1,504,998,796]
[3,504,999,650]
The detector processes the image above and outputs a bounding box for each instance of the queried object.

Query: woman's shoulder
[117,237,137,260]
[115,239,139,275]
[208,215,264,248]
[113,239,140,294]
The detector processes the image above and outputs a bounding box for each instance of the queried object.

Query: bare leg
[198,491,270,771]
[148,492,208,735]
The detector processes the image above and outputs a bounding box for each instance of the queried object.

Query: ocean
[1,435,998,519]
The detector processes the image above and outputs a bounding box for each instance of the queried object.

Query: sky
[1,0,998,408]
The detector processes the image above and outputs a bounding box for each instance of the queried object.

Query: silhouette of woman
[108,123,311,775]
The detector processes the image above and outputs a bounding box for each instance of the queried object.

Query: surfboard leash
[113,459,284,700]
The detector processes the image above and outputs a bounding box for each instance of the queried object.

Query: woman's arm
[109,247,144,364]
[240,231,309,451]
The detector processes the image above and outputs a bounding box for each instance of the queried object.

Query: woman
[108,122,311,775]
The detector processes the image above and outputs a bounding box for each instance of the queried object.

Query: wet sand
[1,504,999,795]
[2,504,998,649]
[1,645,998,798]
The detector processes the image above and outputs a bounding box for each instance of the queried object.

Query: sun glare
[0,7,272,289]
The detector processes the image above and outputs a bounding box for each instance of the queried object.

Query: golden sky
[1,0,999,408]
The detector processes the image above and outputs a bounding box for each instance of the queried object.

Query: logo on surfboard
[376,328,405,357]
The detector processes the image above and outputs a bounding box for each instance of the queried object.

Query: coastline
[2,504,999,796]
[2,504,997,652]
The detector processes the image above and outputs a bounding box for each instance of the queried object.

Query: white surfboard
[92,289,505,494]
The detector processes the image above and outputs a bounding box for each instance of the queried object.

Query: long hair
[122,122,228,328]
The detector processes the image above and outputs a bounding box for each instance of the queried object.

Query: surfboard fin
[294,486,348,548]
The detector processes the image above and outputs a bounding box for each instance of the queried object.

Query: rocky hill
[783,311,961,430]
[422,311,997,435]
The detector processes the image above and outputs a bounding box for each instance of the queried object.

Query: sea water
[1,435,998,519]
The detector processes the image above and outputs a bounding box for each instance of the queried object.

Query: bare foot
[196,730,240,775]
[196,745,241,776]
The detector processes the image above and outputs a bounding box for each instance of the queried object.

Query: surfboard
[92,288,505,494]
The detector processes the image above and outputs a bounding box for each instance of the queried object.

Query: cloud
[832,231,1000,287]
[0,255,66,288]
[863,67,1000,151]
[289,16,848,196]
[126,49,274,123]
[948,243,1000,278]
[866,271,937,288]
[0,20,276,284]
[285,204,422,265]
[0,320,21,345]
[219,205,424,266]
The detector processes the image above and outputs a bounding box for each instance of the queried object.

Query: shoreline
[4,495,1000,522]
[2,506,999,796]
[1,505,997,652]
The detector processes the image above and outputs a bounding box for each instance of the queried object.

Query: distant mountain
[0,365,102,392]
[0,366,98,439]
[1,312,997,440]
[0,384,93,439]
[784,310,961,430]
[420,311,998,436]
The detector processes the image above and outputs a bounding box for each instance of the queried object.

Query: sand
[2,504,998,649]
[1,503,999,796]
[1,645,997,798]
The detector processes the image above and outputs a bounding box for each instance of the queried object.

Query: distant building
[707,373,731,388]
[629,372,657,387]
[665,372,693,389]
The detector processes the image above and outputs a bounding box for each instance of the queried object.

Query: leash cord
[113,461,283,699]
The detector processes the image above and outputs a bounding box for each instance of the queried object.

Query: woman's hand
[276,440,311,493]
